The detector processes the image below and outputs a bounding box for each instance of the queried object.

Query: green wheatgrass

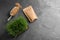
[6,16,28,37]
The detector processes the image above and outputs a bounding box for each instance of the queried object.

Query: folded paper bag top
[23,6,38,22]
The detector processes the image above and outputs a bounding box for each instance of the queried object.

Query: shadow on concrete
[0,31,13,40]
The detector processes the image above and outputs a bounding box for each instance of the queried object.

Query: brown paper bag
[23,6,38,22]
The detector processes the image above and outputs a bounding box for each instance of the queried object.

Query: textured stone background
[0,0,60,40]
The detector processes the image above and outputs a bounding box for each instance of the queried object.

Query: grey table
[0,0,60,40]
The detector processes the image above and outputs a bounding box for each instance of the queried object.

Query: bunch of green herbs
[6,16,28,37]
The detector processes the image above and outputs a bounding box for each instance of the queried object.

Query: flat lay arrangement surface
[0,0,60,40]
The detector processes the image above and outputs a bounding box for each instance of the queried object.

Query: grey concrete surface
[0,0,60,40]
